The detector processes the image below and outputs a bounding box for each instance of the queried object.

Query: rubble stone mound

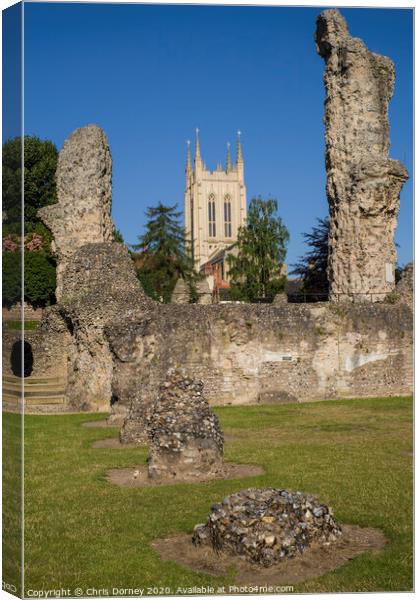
[192,488,342,567]
[147,368,224,479]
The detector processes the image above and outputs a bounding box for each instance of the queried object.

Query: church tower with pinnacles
[184,129,247,271]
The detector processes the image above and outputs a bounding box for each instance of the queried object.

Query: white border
[0,1,415,600]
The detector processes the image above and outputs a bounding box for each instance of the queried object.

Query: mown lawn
[3,396,413,594]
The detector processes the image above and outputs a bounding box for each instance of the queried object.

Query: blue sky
[19,2,413,268]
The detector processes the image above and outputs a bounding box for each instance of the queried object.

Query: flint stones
[192,488,342,567]
[315,10,408,302]
[147,368,224,479]
[38,125,115,300]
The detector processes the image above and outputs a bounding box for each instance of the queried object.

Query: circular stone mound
[192,488,342,567]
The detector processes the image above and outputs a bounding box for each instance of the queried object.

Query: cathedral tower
[184,129,247,270]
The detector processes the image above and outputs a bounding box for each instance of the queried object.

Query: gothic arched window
[208,194,216,237]
[224,194,232,238]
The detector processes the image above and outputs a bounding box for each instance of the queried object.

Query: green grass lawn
[3,396,413,594]
[4,320,40,330]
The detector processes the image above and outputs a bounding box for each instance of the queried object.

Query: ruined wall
[57,242,154,413]
[2,314,71,413]
[315,10,409,301]
[35,124,155,413]
[106,300,413,442]
[38,125,115,300]
[32,112,412,421]
[2,327,69,380]
[2,302,43,322]
[396,262,413,307]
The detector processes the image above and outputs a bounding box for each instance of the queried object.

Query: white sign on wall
[385,263,394,283]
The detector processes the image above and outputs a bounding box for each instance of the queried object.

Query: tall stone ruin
[38,124,154,412]
[39,125,115,300]
[315,10,409,302]
[59,242,152,412]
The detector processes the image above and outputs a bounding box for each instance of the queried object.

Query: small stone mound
[192,488,342,567]
[147,368,224,479]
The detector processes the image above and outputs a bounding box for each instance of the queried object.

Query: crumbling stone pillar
[315,10,408,302]
[147,368,224,480]
[171,278,190,303]
[57,242,154,412]
[272,292,288,306]
[196,278,212,305]
[38,125,115,300]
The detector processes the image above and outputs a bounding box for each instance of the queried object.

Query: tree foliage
[226,197,289,302]
[2,252,21,306]
[23,252,56,306]
[113,228,125,243]
[2,251,56,307]
[290,217,329,300]
[132,202,198,302]
[2,136,58,225]
[2,135,58,307]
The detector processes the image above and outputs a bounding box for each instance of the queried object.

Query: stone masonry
[147,368,224,479]
[109,300,412,443]
[32,57,412,420]
[193,488,342,566]
[58,242,153,413]
[396,262,413,307]
[38,125,115,300]
[315,10,409,302]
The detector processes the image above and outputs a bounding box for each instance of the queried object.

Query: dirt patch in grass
[91,438,139,449]
[152,524,387,586]
[106,463,265,488]
[82,420,115,429]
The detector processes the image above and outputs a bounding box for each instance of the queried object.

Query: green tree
[227,197,289,302]
[2,136,58,225]
[2,252,21,307]
[290,217,329,300]
[3,135,58,308]
[132,202,198,302]
[113,228,125,243]
[24,252,56,306]
[2,251,56,307]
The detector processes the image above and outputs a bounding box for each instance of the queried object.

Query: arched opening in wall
[10,340,34,378]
